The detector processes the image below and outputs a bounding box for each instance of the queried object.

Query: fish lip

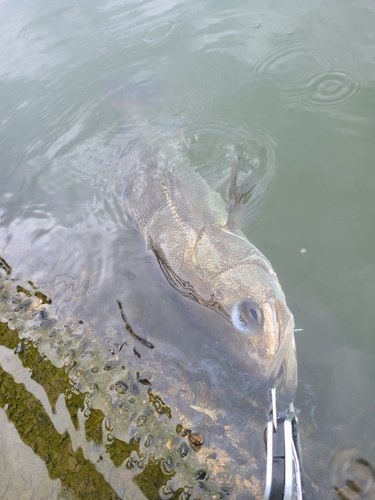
[279,337,298,404]
[266,312,295,387]
[236,299,297,403]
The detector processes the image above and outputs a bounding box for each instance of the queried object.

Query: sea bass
[116,105,297,404]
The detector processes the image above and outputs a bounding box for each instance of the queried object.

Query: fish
[113,88,297,404]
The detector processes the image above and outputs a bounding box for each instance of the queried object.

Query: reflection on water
[1,0,375,498]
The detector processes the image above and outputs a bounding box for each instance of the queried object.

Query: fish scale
[117,112,297,404]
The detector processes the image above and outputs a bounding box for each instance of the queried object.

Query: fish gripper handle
[263,410,303,500]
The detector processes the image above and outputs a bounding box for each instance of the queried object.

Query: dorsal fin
[157,149,229,232]
[225,150,273,230]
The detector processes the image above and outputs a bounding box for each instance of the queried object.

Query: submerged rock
[0,257,266,499]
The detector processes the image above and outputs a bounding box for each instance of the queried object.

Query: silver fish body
[118,120,297,403]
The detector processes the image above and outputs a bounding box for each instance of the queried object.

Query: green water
[1,0,375,499]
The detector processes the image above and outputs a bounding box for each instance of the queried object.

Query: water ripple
[302,70,362,109]
[252,40,362,109]
[141,19,176,44]
[330,448,375,498]
[253,40,339,79]
[182,119,276,193]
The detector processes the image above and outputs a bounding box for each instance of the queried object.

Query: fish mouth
[266,312,298,404]
[279,336,298,404]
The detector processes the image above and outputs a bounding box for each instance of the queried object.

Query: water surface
[1,0,375,499]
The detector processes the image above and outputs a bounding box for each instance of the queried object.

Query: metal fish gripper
[263,387,304,500]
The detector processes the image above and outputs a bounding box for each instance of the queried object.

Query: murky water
[1,0,375,499]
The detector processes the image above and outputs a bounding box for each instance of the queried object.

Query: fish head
[193,225,297,403]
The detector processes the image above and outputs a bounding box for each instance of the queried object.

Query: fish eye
[232,299,263,334]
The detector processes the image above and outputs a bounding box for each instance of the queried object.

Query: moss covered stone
[0,365,120,499]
